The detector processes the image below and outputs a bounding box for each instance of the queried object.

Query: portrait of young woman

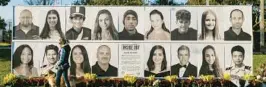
[40,9,64,40]
[198,9,221,40]
[92,9,119,40]
[70,45,91,77]
[145,45,170,77]
[13,44,38,77]
[199,45,223,77]
[145,9,170,40]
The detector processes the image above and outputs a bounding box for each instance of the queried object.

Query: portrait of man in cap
[119,10,144,40]
[66,6,91,40]
[14,9,39,40]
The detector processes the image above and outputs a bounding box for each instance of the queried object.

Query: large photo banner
[12,6,253,78]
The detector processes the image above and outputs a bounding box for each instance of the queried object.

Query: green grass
[253,55,266,75]
[0,49,11,85]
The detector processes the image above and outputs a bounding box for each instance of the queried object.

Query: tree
[0,0,10,6]
[73,0,90,5]
[23,0,54,5]
[260,0,264,47]
[187,0,260,5]
[87,0,142,5]
[0,17,6,30]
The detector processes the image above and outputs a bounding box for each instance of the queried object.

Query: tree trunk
[260,0,265,47]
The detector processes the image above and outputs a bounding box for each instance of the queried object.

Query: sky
[0,0,74,30]
[0,0,73,21]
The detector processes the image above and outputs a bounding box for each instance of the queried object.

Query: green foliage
[87,0,143,5]
[187,0,260,5]
[253,55,266,75]
[23,0,54,5]
[3,30,11,43]
[0,17,6,30]
[0,0,10,6]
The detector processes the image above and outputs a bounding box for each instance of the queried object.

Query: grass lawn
[0,49,11,85]
[253,54,266,75]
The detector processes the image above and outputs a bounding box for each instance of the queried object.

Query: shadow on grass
[0,49,11,86]
[0,49,11,61]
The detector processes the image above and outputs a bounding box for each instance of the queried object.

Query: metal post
[260,0,265,47]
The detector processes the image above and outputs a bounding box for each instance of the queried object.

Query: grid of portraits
[12,42,252,77]
[12,6,253,78]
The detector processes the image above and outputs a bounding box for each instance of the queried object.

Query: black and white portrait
[38,7,66,40]
[14,7,40,40]
[144,7,171,40]
[224,44,252,86]
[65,6,92,40]
[224,44,252,74]
[197,7,222,41]
[118,7,145,40]
[144,43,170,77]
[171,44,198,77]
[12,42,44,77]
[197,44,224,77]
[89,43,118,76]
[86,7,119,40]
[39,44,60,76]
[222,6,252,41]
[67,44,92,78]
[170,7,198,40]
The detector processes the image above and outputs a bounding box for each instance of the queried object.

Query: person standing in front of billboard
[66,6,91,40]
[55,38,71,87]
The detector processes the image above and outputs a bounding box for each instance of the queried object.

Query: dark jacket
[119,29,144,40]
[14,23,39,40]
[92,62,118,76]
[171,63,197,77]
[224,27,251,41]
[66,27,91,40]
[171,28,197,40]
[58,44,71,66]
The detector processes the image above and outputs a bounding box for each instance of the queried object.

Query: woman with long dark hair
[93,9,118,40]
[40,9,64,40]
[199,45,223,77]
[13,44,38,77]
[145,45,170,77]
[70,45,91,77]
